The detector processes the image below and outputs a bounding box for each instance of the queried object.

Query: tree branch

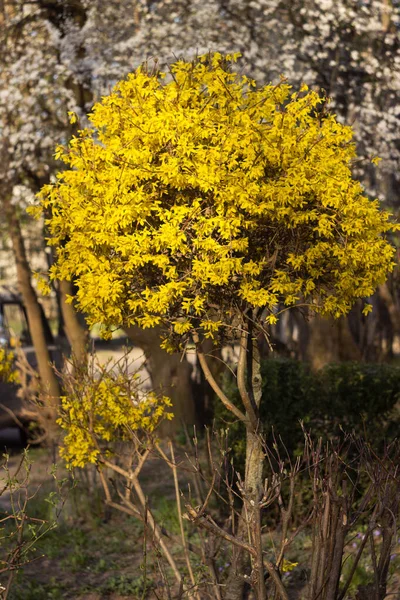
[237,327,258,430]
[192,331,248,425]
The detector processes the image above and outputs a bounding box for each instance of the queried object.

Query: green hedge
[216,359,400,462]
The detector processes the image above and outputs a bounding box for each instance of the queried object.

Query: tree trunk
[378,282,400,355]
[4,196,60,418]
[124,326,196,435]
[59,279,88,365]
[307,314,361,370]
[246,337,266,599]
[193,337,224,426]
[225,330,266,600]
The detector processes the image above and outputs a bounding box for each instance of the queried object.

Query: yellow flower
[34,53,397,347]
[57,369,173,468]
[0,349,19,384]
[281,559,298,573]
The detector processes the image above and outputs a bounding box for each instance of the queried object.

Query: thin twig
[192,331,248,424]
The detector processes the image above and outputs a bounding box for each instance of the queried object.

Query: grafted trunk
[225,330,266,600]
[4,196,60,419]
[225,429,265,600]
[124,326,196,435]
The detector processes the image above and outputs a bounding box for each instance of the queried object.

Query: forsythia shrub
[34,53,397,346]
[58,370,173,468]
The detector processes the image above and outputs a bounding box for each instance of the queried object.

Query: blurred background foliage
[217,358,400,463]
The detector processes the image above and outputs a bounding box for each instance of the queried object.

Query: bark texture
[4,196,60,416]
[124,326,196,435]
[225,330,266,600]
[307,314,361,370]
[59,279,88,365]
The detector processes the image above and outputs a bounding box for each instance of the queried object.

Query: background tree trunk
[192,337,224,426]
[3,195,60,416]
[125,326,196,435]
[59,279,88,365]
[306,314,361,370]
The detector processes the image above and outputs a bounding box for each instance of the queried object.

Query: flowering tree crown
[36,54,397,345]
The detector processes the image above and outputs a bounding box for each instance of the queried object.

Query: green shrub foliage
[217,359,400,463]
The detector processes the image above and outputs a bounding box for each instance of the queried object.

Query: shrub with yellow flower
[32,54,398,596]
[58,358,173,468]
[34,53,397,348]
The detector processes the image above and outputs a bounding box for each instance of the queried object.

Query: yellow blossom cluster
[281,559,298,573]
[0,348,19,384]
[34,53,397,343]
[58,371,172,468]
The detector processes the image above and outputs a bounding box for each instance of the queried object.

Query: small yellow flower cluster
[281,559,298,573]
[0,348,19,384]
[34,53,398,344]
[58,372,173,468]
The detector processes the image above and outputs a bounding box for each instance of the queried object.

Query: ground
[0,442,399,599]
[1,446,180,599]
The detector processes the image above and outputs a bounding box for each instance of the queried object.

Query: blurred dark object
[0,426,26,449]
[0,285,62,433]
